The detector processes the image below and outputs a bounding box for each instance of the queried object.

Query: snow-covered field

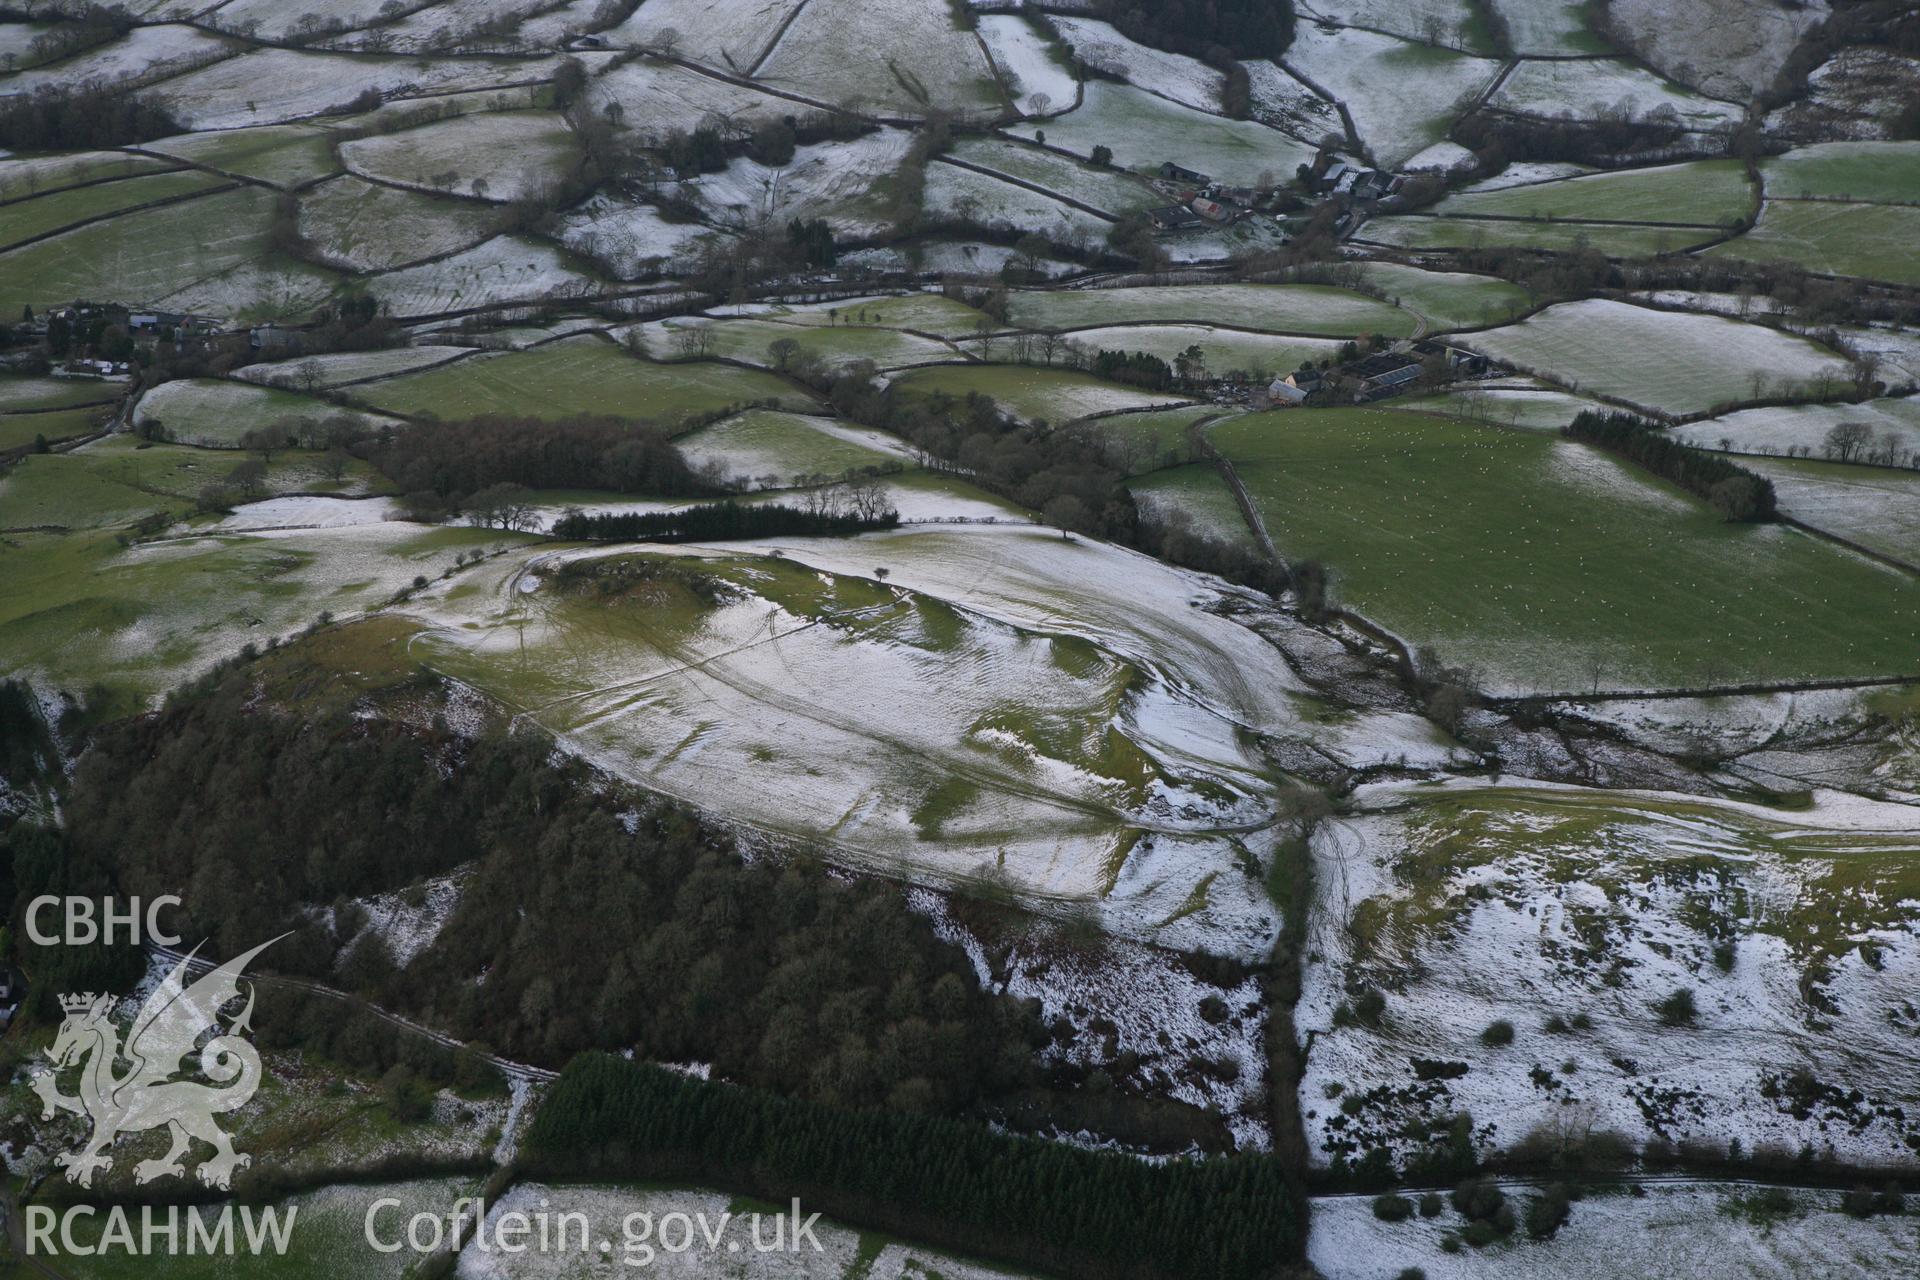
[1284,24,1500,168]
[1242,58,1345,142]
[1298,0,1492,51]
[553,195,721,279]
[365,234,605,317]
[1312,1180,1920,1279]
[923,160,1109,246]
[605,0,805,71]
[998,324,1343,379]
[1,22,236,94]
[1301,778,1920,1171]
[1672,397,1920,460]
[1744,458,1920,565]
[220,494,402,531]
[1048,16,1224,113]
[1463,300,1855,417]
[1492,58,1745,131]
[149,48,569,129]
[1037,80,1315,186]
[755,0,1000,117]
[977,13,1078,116]
[340,111,579,203]
[585,57,797,139]
[1605,0,1826,101]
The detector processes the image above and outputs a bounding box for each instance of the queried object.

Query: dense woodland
[60,661,1044,1114]
[526,1052,1301,1280]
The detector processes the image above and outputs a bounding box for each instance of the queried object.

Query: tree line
[361,414,716,518]
[523,1052,1302,1280]
[550,497,898,543]
[0,83,181,150]
[1563,410,1777,522]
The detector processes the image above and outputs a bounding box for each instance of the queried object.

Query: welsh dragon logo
[30,938,280,1190]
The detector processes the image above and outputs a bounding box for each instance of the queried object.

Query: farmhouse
[1266,377,1309,406]
[1346,352,1423,400]
[1148,205,1207,232]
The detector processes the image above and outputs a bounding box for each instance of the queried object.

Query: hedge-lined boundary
[522,1053,1302,1280]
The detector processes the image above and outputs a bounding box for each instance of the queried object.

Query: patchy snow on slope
[1048,17,1224,113]
[1300,780,1920,1173]
[339,871,466,969]
[1672,397,1920,459]
[910,886,1274,1150]
[676,128,915,239]
[554,195,722,279]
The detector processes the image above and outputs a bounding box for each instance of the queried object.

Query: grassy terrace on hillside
[143,123,346,189]
[1708,200,1920,288]
[1430,159,1753,226]
[346,335,814,424]
[1212,408,1920,691]
[1004,283,1416,337]
[1757,140,1920,204]
[1346,262,1536,331]
[0,169,233,251]
[1359,216,1721,257]
[891,364,1192,424]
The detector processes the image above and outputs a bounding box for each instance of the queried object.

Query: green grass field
[633,316,961,369]
[1360,215,1720,256]
[144,123,345,189]
[1709,200,1920,287]
[0,169,232,250]
[1081,403,1220,474]
[0,436,385,529]
[0,375,124,412]
[893,364,1191,423]
[0,150,175,202]
[1432,159,1753,226]
[0,405,114,451]
[1005,284,1416,337]
[947,135,1163,217]
[1213,408,1920,691]
[0,184,339,320]
[1347,262,1537,331]
[346,335,815,425]
[297,175,503,272]
[774,293,998,338]
[1760,141,1920,205]
[992,324,1342,380]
